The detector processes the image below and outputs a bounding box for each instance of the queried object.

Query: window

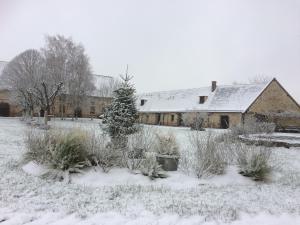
[59,104,65,113]
[171,114,175,122]
[141,99,146,106]
[199,96,208,104]
[90,106,95,114]
[91,100,95,105]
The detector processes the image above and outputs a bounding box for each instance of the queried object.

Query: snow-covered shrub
[231,116,275,137]
[86,132,121,173]
[25,129,90,168]
[217,116,276,144]
[125,126,158,170]
[140,152,167,180]
[49,129,89,171]
[187,132,226,178]
[25,128,91,181]
[131,125,158,153]
[24,129,52,164]
[182,112,207,130]
[155,132,180,157]
[236,144,271,181]
[214,132,240,164]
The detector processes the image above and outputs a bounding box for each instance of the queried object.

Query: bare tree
[182,112,208,130]
[2,49,41,118]
[96,76,121,97]
[5,50,63,125]
[248,75,272,84]
[42,35,95,119]
[3,35,95,125]
[232,75,272,85]
[31,76,63,125]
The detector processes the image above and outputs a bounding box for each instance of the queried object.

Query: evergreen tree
[103,73,138,147]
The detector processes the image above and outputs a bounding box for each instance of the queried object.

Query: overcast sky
[0,0,300,101]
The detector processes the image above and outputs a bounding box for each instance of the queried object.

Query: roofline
[243,78,274,113]
[137,83,263,96]
[244,78,300,113]
[138,109,244,113]
[273,78,300,109]
[137,82,268,114]
[93,74,113,79]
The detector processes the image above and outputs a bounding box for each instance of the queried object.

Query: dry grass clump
[25,128,121,179]
[236,144,272,181]
[181,131,226,178]
[140,152,167,180]
[25,129,89,170]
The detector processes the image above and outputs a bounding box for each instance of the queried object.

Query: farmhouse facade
[0,61,112,118]
[137,79,300,129]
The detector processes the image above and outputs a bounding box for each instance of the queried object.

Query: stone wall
[159,113,180,126]
[0,90,21,117]
[0,89,112,118]
[138,111,242,128]
[247,79,300,127]
[208,112,242,128]
[247,80,300,114]
[139,113,159,125]
[138,112,180,126]
[52,95,112,118]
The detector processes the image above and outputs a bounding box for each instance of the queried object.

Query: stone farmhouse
[137,80,300,129]
[2,58,300,129]
[0,61,112,118]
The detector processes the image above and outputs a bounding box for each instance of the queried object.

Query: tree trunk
[30,106,34,119]
[44,110,48,125]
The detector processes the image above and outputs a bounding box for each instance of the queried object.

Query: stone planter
[156,154,179,171]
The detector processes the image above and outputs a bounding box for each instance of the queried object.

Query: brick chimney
[211,81,217,92]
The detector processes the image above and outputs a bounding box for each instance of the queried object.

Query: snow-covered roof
[137,82,269,113]
[93,74,113,87]
[92,74,114,97]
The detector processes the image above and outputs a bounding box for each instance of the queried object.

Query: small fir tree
[103,72,138,148]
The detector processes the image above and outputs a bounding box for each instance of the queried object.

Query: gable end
[245,78,300,114]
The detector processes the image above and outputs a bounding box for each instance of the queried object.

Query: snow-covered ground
[1,117,300,224]
[240,132,300,147]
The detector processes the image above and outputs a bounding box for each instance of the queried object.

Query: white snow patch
[1,209,300,225]
[199,166,254,186]
[22,161,48,176]
[73,166,253,189]
[72,168,200,189]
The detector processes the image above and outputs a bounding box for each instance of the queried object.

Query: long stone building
[137,79,300,129]
[2,58,300,129]
[0,61,112,118]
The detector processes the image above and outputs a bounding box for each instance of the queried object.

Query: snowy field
[1,117,300,225]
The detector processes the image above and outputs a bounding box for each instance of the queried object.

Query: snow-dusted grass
[1,117,300,224]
